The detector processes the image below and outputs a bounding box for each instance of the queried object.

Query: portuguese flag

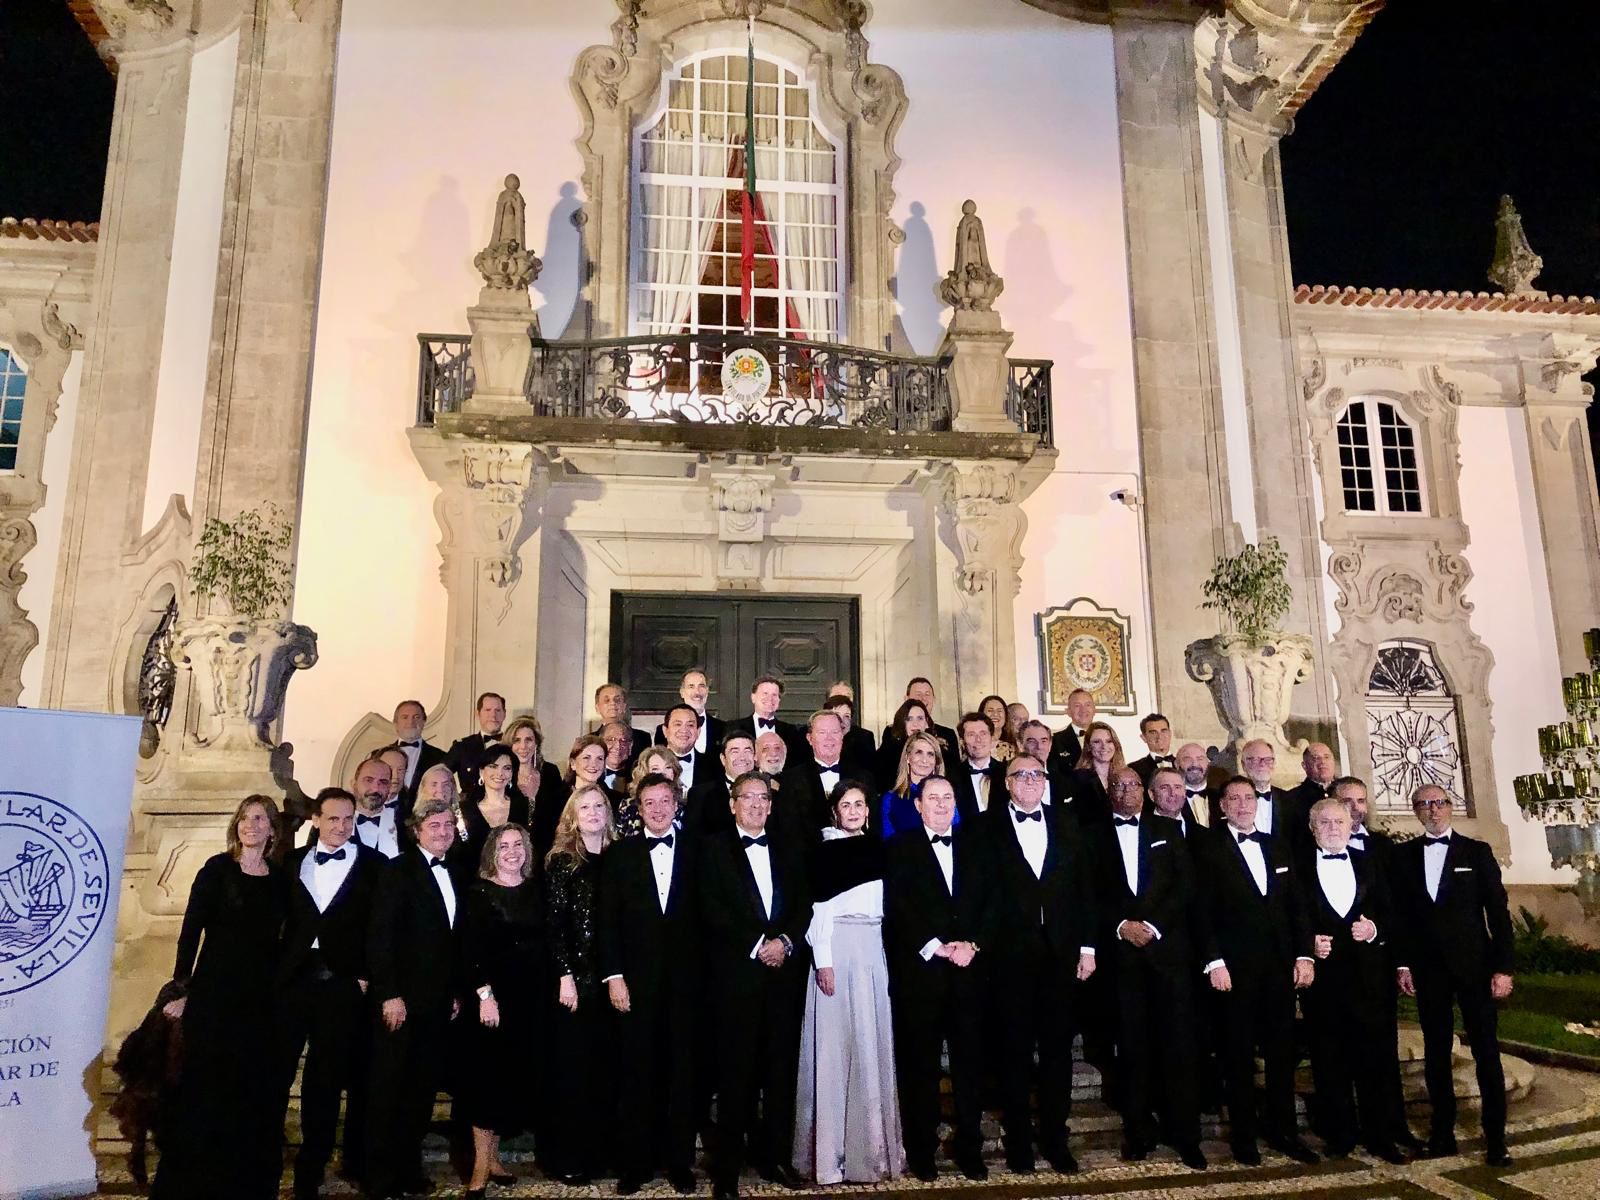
[740,23,757,331]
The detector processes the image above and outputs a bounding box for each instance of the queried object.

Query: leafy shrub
[1513,907,1600,975]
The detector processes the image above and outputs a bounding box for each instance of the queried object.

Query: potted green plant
[1185,537,1313,781]
[173,503,318,752]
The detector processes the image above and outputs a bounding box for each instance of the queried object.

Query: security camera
[1110,487,1140,508]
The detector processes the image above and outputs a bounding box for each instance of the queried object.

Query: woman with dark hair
[879,731,945,838]
[459,823,545,1198]
[873,698,932,792]
[460,745,529,865]
[554,734,616,822]
[151,795,288,1200]
[1071,720,1127,824]
[506,716,563,858]
[793,781,903,1184]
[979,694,1016,762]
[543,786,619,1184]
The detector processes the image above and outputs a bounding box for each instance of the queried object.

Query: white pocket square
[1453,866,1472,873]
[1151,840,1168,848]
[1275,866,1289,874]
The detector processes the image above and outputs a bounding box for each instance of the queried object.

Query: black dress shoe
[616,1173,646,1195]
[667,1167,696,1194]
[908,1159,938,1182]
[1427,1137,1459,1158]
[1232,1142,1262,1166]
[1267,1137,1320,1164]
[758,1162,804,1189]
[955,1154,988,1181]
[1120,1139,1147,1162]
[1367,1143,1405,1164]
[1177,1144,1208,1170]
[712,1182,738,1200]
[558,1170,592,1187]
[465,1190,486,1200]
[1042,1146,1078,1174]
[1396,1131,1428,1153]
[1487,1148,1514,1168]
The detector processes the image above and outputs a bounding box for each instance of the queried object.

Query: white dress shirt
[739,824,776,958]
[1186,789,1211,827]
[397,740,423,786]
[675,749,697,790]
[302,841,356,912]
[1346,825,1368,853]
[815,759,842,793]
[353,804,401,858]
[1233,829,1269,895]
[1253,791,1275,836]
[919,825,957,960]
[647,831,676,913]
[422,847,457,926]
[967,760,993,811]
[1316,850,1357,918]
[693,711,709,755]
[1009,803,1047,878]
[806,828,882,971]
[1424,829,1451,900]
[1113,816,1142,895]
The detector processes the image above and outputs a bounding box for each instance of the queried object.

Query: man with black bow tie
[1300,798,1406,1163]
[1091,767,1206,1169]
[728,675,803,756]
[1145,768,1202,838]
[1194,778,1318,1166]
[884,775,994,1182]
[1127,714,1177,786]
[594,682,651,764]
[950,712,1006,823]
[1019,721,1075,810]
[1288,743,1339,814]
[654,668,725,757]
[1333,776,1397,878]
[684,731,756,836]
[600,722,633,792]
[822,690,876,774]
[1239,739,1304,847]
[697,773,810,1198]
[277,788,385,1199]
[1392,785,1515,1167]
[1049,688,1096,772]
[389,700,447,814]
[601,775,700,1195]
[1175,743,1216,828]
[880,677,960,760]
[347,755,406,859]
[777,709,849,841]
[363,799,470,1200]
[445,691,507,789]
[660,704,703,791]
[983,756,1096,1175]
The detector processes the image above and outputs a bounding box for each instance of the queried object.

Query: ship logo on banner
[0,792,109,996]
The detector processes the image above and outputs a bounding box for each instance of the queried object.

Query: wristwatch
[476,985,494,1001]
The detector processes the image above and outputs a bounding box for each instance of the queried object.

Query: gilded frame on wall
[1037,598,1135,716]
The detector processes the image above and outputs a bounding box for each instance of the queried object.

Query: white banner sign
[0,707,140,1200]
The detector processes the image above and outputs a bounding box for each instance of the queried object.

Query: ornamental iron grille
[1336,400,1423,515]
[138,596,179,736]
[1365,639,1468,814]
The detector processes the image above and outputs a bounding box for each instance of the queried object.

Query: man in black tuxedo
[363,799,469,1200]
[1049,688,1096,770]
[599,722,634,793]
[1145,768,1204,839]
[727,675,803,756]
[1127,713,1177,786]
[884,774,993,1182]
[348,754,407,860]
[880,677,958,760]
[1287,743,1339,814]
[697,772,810,1198]
[277,788,385,1199]
[653,668,726,758]
[1392,784,1515,1166]
[1301,797,1406,1163]
[1175,742,1217,830]
[1194,778,1318,1165]
[659,704,705,793]
[950,711,1006,824]
[822,693,875,776]
[445,691,507,788]
[777,709,847,841]
[684,731,755,836]
[595,682,652,764]
[1333,776,1397,877]
[1239,739,1305,848]
[1019,721,1076,811]
[984,756,1097,1174]
[1091,767,1206,1169]
[601,774,700,1195]
[390,700,447,814]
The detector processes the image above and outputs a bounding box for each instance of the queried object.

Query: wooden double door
[610,592,859,723]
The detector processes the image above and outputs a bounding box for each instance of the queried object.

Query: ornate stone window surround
[1332,395,1428,517]
[571,2,906,347]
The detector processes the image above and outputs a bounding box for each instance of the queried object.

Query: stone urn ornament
[177,502,317,752]
[1185,536,1311,783]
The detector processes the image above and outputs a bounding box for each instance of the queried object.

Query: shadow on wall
[891,200,943,355]
[538,181,583,338]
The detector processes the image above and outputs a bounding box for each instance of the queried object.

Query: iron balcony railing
[417,331,1052,447]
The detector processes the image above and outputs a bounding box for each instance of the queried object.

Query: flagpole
[741,15,757,336]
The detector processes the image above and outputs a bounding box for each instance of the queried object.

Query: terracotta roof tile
[1294,283,1600,317]
[0,218,100,244]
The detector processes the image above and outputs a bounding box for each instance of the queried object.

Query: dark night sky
[2,0,1597,333]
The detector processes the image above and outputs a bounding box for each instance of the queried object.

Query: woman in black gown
[460,822,545,1198]
[459,745,529,865]
[506,717,564,860]
[543,785,618,1185]
[151,795,288,1200]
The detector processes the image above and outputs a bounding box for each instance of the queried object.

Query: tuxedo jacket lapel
[664,841,690,918]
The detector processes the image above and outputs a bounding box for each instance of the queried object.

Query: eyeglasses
[1008,770,1045,782]
[1414,797,1453,810]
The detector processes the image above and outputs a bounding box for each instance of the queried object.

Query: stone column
[410,431,545,738]
[1109,14,1235,744]
[41,2,199,708]
[1523,382,1600,673]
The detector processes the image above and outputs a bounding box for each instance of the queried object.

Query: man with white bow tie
[346,755,406,859]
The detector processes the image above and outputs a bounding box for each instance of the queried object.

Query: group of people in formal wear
[147,670,1518,1200]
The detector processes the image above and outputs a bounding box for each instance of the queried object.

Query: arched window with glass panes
[1365,639,1468,814]
[0,347,26,473]
[1335,399,1424,515]
[631,50,844,344]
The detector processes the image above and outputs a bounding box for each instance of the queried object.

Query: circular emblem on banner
[0,792,109,996]
[721,347,771,401]
[1064,633,1113,692]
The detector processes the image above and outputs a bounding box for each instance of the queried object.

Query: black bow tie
[1322,851,1349,860]
[817,763,839,773]
[1154,756,1174,766]
[696,713,706,726]
[1113,816,1138,827]
[356,813,382,827]
[1187,789,1205,798]
[646,834,674,850]
[428,856,448,869]
[1013,807,1042,823]
[1256,791,1273,800]
[399,740,420,748]
[741,834,768,848]
[1349,829,1367,838]
[756,719,775,729]
[384,799,400,810]
[970,765,989,775]
[677,753,693,763]
[929,833,952,846]
[315,848,347,865]
[1236,830,1264,844]
[1425,835,1450,846]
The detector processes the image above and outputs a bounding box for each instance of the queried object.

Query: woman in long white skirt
[793,781,905,1184]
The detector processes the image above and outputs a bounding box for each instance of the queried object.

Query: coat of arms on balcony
[722,347,772,402]
[1037,598,1135,716]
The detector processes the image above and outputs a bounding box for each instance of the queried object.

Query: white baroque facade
[4,0,1600,1035]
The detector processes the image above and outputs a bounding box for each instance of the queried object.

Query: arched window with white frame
[1335,399,1424,515]
[1365,639,1468,814]
[631,49,845,344]
[0,346,26,473]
